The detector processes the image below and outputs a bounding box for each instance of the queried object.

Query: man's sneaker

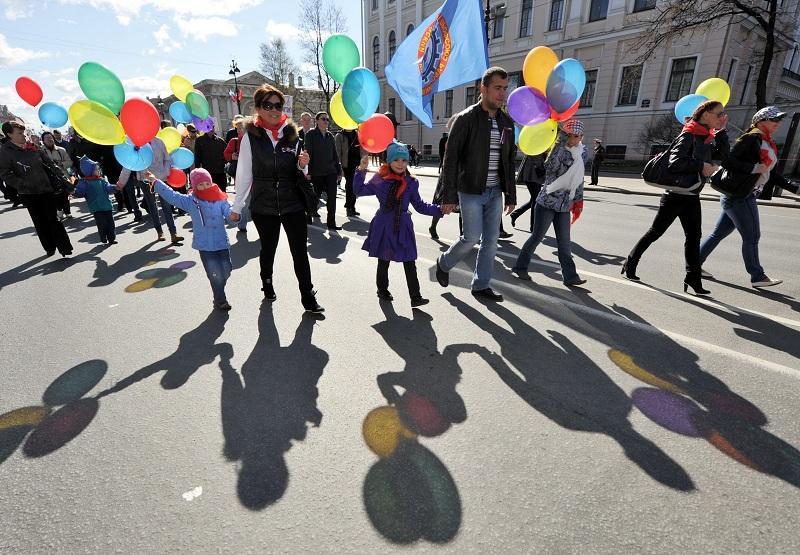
[410,295,429,307]
[498,230,513,239]
[301,290,325,313]
[752,277,782,288]
[214,300,232,311]
[565,278,588,287]
[171,234,184,244]
[511,269,532,281]
[472,288,503,302]
[435,257,449,287]
[262,280,277,301]
[700,269,714,279]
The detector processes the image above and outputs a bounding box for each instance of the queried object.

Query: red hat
[189,168,227,202]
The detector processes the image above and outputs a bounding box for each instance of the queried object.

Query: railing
[783,68,800,82]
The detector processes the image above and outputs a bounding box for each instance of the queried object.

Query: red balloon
[398,391,450,437]
[166,167,187,188]
[120,98,160,147]
[551,100,580,122]
[15,76,43,107]
[358,114,395,154]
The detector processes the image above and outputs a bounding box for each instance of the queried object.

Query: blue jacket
[73,177,116,213]
[154,181,233,251]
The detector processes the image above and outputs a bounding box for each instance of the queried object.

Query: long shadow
[306,224,349,264]
[220,304,326,510]
[229,230,261,271]
[88,242,168,288]
[0,246,106,292]
[541,236,627,267]
[704,276,800,314]
[443,292,695,491]
[0,225,36,240]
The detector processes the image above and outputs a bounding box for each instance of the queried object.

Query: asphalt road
[1,176,798,553]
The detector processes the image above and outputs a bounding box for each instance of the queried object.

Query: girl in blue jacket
[152,168,235,310]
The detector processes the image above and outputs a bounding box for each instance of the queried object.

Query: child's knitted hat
[386,141,409,163]
[79,156,99,177]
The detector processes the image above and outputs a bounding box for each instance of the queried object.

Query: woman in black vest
[230,85,323,313]
[623,100,729,294]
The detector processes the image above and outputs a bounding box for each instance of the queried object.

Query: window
[406,24,415,37]
[388,0,395,4]
[405,106,412,121]
[665,57,697,102]
[549,0,564,31]
[617,64,642,106]
[445,90,453,118]
[605,145,627,160]
[580,69,598,107]
[519,0,533,37]
[589,0,608,21]
[633,0,656,12]
[739,64,753,105]
[727,58,738,85]
[492,4,506,39]
[372,36,380,72]
[388,31,396,62]
[465,86,477,106]
[507,71,522,94]
[371,0,377,10]
[388,98,395,115]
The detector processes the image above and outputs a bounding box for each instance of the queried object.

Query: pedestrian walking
[435,67,516,302]
[699,106,800,288]
[225,115,243,144]
[622,100,729,294]
[42,131,74,219]
[298,112,313,144]
[509,153,546,231]
[511,119,588,286]
[589,138,605,185]
[224,117,249,234]
[153,168,236,310]
[194,122,228,192]
[230,84,323,313]
[438,132,448,172]
[72,157,118,245]
[354,142,443,307]
[304,111,343,230]
[335,127,364,217]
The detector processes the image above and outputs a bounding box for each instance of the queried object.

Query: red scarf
[255,114,288,141]
[758,129,778,166]
[193,185,227,202]
[682,121,716,144]
[378,165,407,199]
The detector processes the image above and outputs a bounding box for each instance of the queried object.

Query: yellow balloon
[607,349,686,396]
[170,74,194,103]
[68,100,125,146]
[362,406,416,459]
[330,89,359,130]
[518,119,558,155]
[0,406,51,430]
[523,46,559,92]
[695,78,730,107]
[157,126,182,153]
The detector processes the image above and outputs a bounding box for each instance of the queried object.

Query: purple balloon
[192,115,215,133]
[507,86,551,127]
[632,387,706,437]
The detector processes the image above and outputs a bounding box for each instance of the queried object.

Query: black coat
[303,128,341,178]
[666,129,730,194]
[0,142,61,195]
[194,133,227,174]
[721,130,799,200]
[246,122,307,216]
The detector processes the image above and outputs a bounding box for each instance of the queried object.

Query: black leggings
[377,259,420,297]
[21,193,73,255]
[251,210,313,293]
[629,193,701,272]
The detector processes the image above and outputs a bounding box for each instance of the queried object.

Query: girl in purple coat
[354,142,443,307]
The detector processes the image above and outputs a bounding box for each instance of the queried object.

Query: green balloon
[323,34,361,84]
[186,90,209,119]
[77,62,125,114]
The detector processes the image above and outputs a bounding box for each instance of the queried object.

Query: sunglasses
[260,101,284,111]
[768,117,784,122]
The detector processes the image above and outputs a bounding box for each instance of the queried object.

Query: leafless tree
[636,113,683,154]
[259,38,298,88]
[298,0,348,104]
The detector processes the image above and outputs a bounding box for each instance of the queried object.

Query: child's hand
[357,155,369,171]
[230,212,241,222]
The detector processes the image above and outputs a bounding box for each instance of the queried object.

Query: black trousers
[343,166,357,211]
[93,210,116,242]
[629,193,701,272]
[377,259,421,297]
[590,160,601,184]
[312,174,338,225]
[510,182,542,229]
[211,173,227,193]
[1,181,20,204]
[251,210,313,293]
[21,193,73,254]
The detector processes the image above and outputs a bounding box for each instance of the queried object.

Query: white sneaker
[700,269,714,279]
[752,277,782,288]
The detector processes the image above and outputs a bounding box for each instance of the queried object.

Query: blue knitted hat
[79,156,99,177]
[386,141,409,163]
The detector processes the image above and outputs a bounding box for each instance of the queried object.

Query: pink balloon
[507,86,550,127]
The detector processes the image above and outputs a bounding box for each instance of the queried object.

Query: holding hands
[298,149,310,170]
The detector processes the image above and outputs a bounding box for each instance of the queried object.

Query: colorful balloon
[114,139,154,171]
[330,89,358,130]
[169,75,194,102]
[358,114,395,154]
[674,94,709,124]
[186,90,209,119]
[120,98,160,147]
[546,58,586,114]
[514,125,521,145]
[518,119,558,155]
[362,406,416,459]
[523,46,559,92]
[191,115,214,133]
[157,127,182,153]
[68,100,125,145]
[695,77,730,107]
[176,123,188,137]
[77,62,125,114]
[168,101,192,124]
[38,102,68,128]
[323,34,361,84]
[398,392,450,437]
[170,147,194,170]
[343,67,381,123]
[15,76,43,107]
[551,100,580,122]
[507,86,551,126]
[166,167,187,188]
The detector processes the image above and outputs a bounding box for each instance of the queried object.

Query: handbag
[709,168,759,198]
[41,156,72,195]
[641,135,703,192]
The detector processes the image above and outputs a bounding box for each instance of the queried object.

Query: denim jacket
[535,139,588,212]
[155,181,233,251]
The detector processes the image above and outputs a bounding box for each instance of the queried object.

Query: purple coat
[354,170,443,262]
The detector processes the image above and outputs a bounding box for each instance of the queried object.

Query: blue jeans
[125,177,176,235]
[513,203,579,283]
[200,249,232,302]
[700,194,765,282]
[439,187,502,290]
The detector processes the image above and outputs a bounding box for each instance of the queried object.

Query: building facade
[365,0,800,164]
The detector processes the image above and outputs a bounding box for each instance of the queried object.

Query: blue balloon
[169,101,193,124]
[342,67,381,123]
[38,102,68,128]
[674,94,709,124]
[170,147,194,170]
[514,126,521,145]
[545,58,586,114]
[114,139,154,171]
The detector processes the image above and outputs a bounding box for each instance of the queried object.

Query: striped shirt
[486,117,501,188]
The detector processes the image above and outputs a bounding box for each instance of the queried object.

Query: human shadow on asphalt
[443,292,695,491]
[541,236,627,267]
[88,242,173,288]
[0,225,36,240]
[220,304,326,510]
[229,229,260,271]
[306,224,349,264]
[702,276,800,315]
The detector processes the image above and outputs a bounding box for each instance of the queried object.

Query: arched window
[406,24,414,37]
[372,36,380,72]
[388,31,396,62]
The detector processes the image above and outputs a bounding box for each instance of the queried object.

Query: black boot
[621,257,640,281]
[683,271,710,295]
[301,290,325,313]
[262,279,277,301]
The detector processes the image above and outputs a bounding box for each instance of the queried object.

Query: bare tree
[298,0,348,104]
[259,38,298,88]
[636,114,683,154]
[631,0,795,108]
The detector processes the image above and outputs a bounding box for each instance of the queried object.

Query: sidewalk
[391,162,800,209]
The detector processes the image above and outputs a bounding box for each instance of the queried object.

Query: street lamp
[229,59,241,114]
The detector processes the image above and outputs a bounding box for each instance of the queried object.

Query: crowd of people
[1,67,798,314]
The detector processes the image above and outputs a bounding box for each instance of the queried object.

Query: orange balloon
[551,100,580,122]
[523,46,559,92]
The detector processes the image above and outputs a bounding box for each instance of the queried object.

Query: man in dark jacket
[305,111,342,230]
[589,138,605,185]
[438,132,448,172]
[435,67,516,302]
[194,124,228,191]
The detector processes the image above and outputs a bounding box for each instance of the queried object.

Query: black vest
[248,126,305,216]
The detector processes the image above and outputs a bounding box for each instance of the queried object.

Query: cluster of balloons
[167,74,213,132]
[323,35,394,154]
[15,76,69,128]
[673,78,731,123]
[507,46,587,155]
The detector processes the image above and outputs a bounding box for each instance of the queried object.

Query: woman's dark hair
[1,121,25,135]
[41,131,54,140]
[253,84,285,114]
[691,100,723,122]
